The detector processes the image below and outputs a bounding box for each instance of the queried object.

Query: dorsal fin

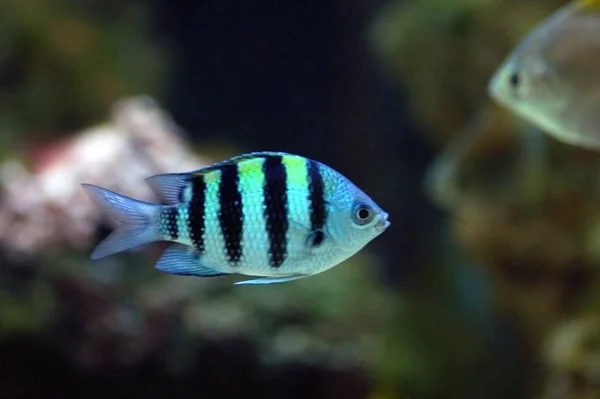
[190,151,297,176]
[146,152,301,204]
[145,173,191,204]
[576,0,600,11]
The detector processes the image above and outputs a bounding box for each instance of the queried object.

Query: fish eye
[352,202,375,226]
[509,72,520,88]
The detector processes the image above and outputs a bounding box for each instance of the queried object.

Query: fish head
[489,51,564,110]
[488,2,600,149]
[488,38,570,140]
[323,172,390,253]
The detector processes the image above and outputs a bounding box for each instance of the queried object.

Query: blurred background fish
[488,0,600,150]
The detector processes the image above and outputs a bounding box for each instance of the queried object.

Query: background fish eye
[509,71,520,89]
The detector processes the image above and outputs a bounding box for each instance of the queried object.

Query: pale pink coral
[0,96,210,258]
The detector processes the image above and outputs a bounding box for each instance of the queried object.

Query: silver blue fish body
[82,152,390,285]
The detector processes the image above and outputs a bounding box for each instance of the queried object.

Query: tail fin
[82,183,159,260]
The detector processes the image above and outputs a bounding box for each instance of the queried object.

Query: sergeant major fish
[82,152,390,285]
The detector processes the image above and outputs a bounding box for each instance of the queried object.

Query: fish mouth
[487,70,505,102]
[374,213,390,233]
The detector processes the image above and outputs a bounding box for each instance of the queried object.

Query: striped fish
[82,152,390,285]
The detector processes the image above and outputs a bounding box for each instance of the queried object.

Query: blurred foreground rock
[0,96,209,258]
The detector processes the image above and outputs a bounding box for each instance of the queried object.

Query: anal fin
[155,243,227,277]
[234,275,308,285]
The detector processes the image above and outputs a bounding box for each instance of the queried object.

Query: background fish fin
[155,243,226,277]
[234,275,308,285]
[145,173,190,204]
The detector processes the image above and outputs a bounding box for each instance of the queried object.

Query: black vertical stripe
[165,207,179,240]
[188,176,206,255]
[218,164,244,264]
[307,160,327,243]
[263,156,289,267]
